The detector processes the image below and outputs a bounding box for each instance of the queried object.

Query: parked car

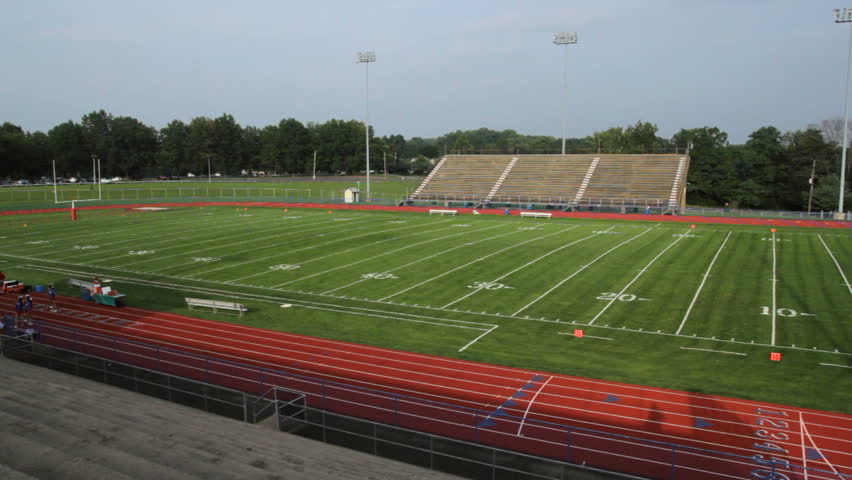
[187,173,196,177]
[14,179,30,185]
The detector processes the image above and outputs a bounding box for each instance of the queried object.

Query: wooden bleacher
[408,154,689,210]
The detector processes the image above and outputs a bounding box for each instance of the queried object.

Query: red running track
[1,202,850,229]
[2,294,850,480]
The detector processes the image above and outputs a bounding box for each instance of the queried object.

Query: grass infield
[0,205,849,413]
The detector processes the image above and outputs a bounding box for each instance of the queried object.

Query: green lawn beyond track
[1,206,849,413]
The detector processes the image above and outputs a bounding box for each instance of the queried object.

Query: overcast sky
[1,0,848,143]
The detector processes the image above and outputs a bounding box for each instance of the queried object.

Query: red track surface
[2,293,849,480]
[2,201,851,228]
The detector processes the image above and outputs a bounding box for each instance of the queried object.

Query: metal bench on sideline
[520,211,552,219]
[185,297,247,317]
[428,209,458,216]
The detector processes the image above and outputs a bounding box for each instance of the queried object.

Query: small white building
[344,187,361,204]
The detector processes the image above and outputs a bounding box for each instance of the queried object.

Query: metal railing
[2,320,843,480]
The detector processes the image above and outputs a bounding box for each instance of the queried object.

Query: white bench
[520,211,552,219]
[68,278,95,290]
[428,209,458,216]
[185,297,247,317]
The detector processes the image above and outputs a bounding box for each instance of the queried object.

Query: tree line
[0,111,848,211]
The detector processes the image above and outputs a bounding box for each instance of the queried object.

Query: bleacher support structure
[407,154,690,213]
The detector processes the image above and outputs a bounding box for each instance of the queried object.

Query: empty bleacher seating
[409,154,689,210]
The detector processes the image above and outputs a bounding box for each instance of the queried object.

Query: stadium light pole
[357,51,376,201]
[553,32,577,156]
[836,8,852,218]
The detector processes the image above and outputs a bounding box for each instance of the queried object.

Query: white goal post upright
[52,159,103,221]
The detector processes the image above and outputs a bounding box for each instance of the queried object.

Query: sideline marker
[574,329,584,338]
[690,224,696,229]
[770,228,777,233]
[770,352,782,361]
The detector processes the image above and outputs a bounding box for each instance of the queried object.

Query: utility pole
[808,159,817,214]
[312,150,317,181]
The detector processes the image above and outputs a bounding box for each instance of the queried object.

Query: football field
[0,205,849,413]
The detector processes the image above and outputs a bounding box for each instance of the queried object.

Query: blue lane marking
[476,375,543,429]
[605,394,621,403]
[806,448,824,461]
[694,418,713,429]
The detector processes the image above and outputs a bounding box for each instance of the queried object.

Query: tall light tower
[553,32,578,156]
[836,9,852,218]
[357,51,376,201]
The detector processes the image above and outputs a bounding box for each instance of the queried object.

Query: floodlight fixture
[357,51,376,201]
[357,51,376,63]
[835,10,852,217]
[553,32,578,155]
[553,32,578,45]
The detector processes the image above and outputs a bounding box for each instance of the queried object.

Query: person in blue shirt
[14,296,24,327]
[23,295,33,325]
[48,283,57,311]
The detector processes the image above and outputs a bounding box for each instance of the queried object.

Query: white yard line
[675,231,732,335]
[272,222,504,288]
[513,228,653,317]
[322,224,511,295]
[458,325,499,352]
[188,218,442,278]
[771,230,777,346]
[226,220,457,283]
[818,234,852,297]
[135,217,377,270]
[678,346,746,356]
[516,376,554,436]
[379,227,575,302]
[819,363,852,369]
[441,228,607,309]
[557,332,613,340]
[587,229,690,326]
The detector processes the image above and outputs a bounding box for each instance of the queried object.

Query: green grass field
[0,178,421,209]
[0,205,849,413]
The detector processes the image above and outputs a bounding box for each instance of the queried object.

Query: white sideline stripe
[675,231,732,335]
[192,217,449,278]
[818,234,852,298]
[513,228,653,317]
[771,231,777,346]
[819,363,852,369]
[679,347,746,356]
[441,227,608,309]
[557,332,613,340]
[227,219,453,283]
[458,325,499,352]
[323,224,511,294]
[19,263,852,454]
[379,227,576,301]
[587,229,690,326]
[517,376,554,436]
[272,221,502,288]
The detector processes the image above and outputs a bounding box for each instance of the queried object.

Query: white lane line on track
[587,229,690,326]
[513,228,653,317]
[799,411,809,480]
[458,325,498,352]
[517,376,553,436]
[15,287,851,457]
[271,221,506,288]
[322,224,512,295]
[441,227,609,309]
[379,227,577,302]
[801,413,841,478]
[676,231,732,335]
[818,234,852,298]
